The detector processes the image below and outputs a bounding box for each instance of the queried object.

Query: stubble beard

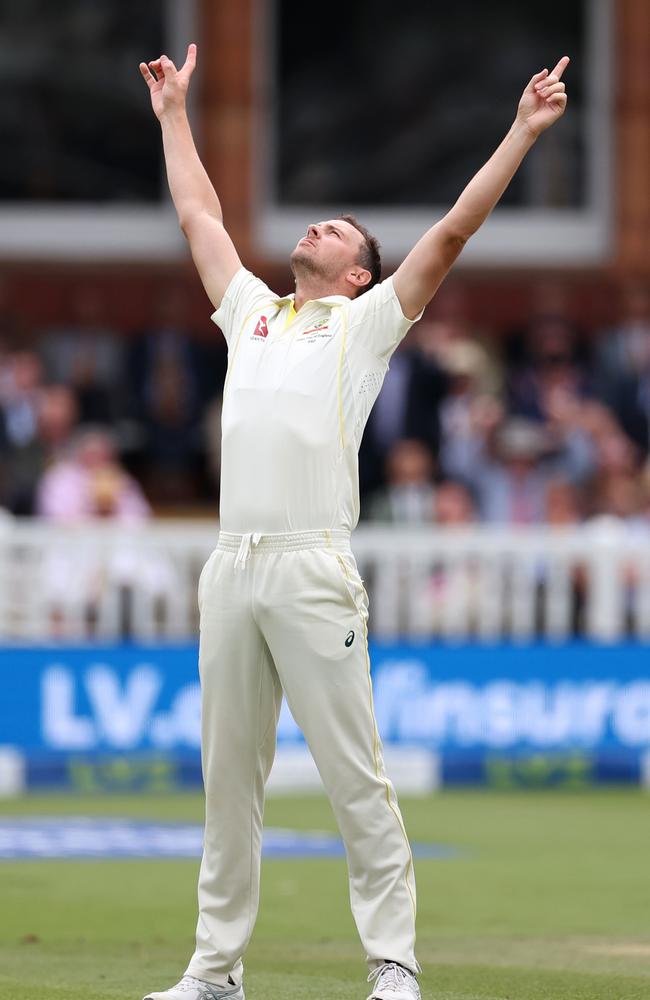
[290,247,339,286]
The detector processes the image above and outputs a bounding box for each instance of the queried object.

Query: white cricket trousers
[185,529,418,985]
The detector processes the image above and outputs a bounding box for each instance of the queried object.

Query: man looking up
[139,43,569,1000]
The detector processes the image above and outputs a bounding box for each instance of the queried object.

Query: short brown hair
[337,214,381,295]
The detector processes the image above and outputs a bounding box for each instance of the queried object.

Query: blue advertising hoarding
[1,642,649,789]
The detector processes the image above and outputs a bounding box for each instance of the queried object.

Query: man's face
[290,219,365,286]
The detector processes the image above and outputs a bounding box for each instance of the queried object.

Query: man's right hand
[139,43,197,120]
[138,40,241,311]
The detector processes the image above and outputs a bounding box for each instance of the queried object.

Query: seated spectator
[35,429,184,638]
[590,472,646,527]
[38,284,125,425]
[417,316,503,397]
[38,385,80,455]
[2,384,79,515]
[366,438,436,523]
[359,322,447,501]
[508,314,591,423]
[425,482,480,635]
[130,286,203,503]
[593,281,650,452]
[583,467,649,635]
[581,415,642,522]
[36,428,149,522]
[531,478,588,635]
[544,478,584,526]
[595,280,650,382]
[433,480,477,526]
[0,351,43,451]
[444,415,594,525]
[436,338,504,478]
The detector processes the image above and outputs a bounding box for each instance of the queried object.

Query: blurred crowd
[0,281,226,522]
[360,279,650,535]
[2,276,650,537]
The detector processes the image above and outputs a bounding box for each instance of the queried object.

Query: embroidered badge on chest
[299,320,331,340]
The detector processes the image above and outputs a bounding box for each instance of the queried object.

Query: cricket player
[139,43,569,1000]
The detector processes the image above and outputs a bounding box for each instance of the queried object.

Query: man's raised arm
[393,56,570,320]
[140,43,241,310]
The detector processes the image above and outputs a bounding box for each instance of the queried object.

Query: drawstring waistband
[220,529,351,569]
[233,532,262,570]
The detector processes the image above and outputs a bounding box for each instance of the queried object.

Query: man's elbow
[178,211,203,240]
[432,227,467,273]
[442,224,470,255]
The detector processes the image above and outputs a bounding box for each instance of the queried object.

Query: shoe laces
[367,963,418,995]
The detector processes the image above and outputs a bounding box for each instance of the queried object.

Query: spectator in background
[582,410,642,516]
[583,430,649,634]
[36,427,149,521]
[359,326,446,500]
[366,438,436,523]
[540,478,587,634]
[433,479,477,526]
[435,339,504,478]
[595,280,650,385]
[544,477,583,526]
[594,282,650,455]
[425,481,479,636]
[130,286,203,503]
[38,284,125,425]
[0,351,43,453]
[477,417,552,524]
[416,310,503,398]
[590,282,650,454]
[590,420,639,482]
[592,472,645,527]
[507,312,590,423]
[2,384,79,515]
[35,429,175,638]
[446,415,593,525]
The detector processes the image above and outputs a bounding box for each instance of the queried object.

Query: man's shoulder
[213,268,281,332]
[345,275,404,322]
[223,266,280,305]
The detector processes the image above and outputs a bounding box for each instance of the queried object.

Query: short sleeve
[344,275,424,363]
[211,267,279,347]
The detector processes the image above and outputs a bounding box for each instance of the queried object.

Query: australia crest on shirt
[296,319,332,343]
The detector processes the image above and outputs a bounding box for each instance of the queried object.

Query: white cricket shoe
[143,974,244,1000]
[367,962,421,1000]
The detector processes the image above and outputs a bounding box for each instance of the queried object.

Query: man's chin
[290,249,317,275]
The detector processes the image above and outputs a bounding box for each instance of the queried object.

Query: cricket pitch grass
[0,789,649,1000]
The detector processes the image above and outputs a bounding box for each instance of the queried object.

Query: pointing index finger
[551,55,570,80]
[180,42,197,77]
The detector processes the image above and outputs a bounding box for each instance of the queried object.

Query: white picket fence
[0,516,649,643]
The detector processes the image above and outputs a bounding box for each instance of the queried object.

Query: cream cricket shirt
[213,267,421,534]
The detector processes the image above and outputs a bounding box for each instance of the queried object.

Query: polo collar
[275,292,350,308]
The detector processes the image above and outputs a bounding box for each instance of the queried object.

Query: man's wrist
[510,118,540,145]
[159,104,188,127]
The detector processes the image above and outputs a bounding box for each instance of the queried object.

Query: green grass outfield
[1,790,649,1000]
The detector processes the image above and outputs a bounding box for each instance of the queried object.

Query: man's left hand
[516,56,570,137]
